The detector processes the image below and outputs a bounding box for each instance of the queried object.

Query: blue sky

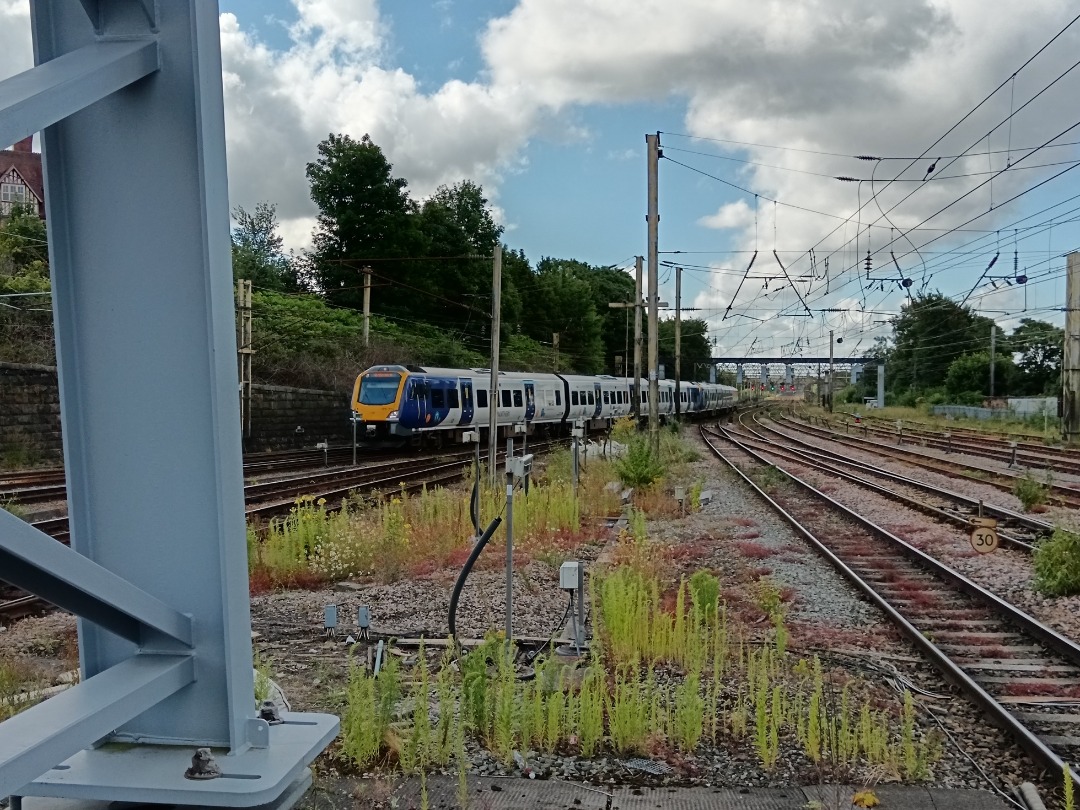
[4,0,1080,361]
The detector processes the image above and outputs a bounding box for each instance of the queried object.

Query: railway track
[815,413,1080,478]
[774,413,1080,510]
[0,446,429,506]
[1,440,563,621]
[710,412,1054,551]
[700,423,1080,789]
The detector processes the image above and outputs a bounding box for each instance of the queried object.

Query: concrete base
[16,713,337,809]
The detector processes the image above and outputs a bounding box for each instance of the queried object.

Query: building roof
[0,137,45,219]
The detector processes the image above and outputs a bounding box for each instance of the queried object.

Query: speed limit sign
[970,522,1000,554]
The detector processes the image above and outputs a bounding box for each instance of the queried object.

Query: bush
[614,437,665,488]
[1034,528,1080,596]
[1013,472,1049,512]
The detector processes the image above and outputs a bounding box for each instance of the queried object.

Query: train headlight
[387,410,399,421]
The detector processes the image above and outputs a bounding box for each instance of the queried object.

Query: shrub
[1013,471,1050,512]
[614,437,665,488]
[1034,528,1080,596]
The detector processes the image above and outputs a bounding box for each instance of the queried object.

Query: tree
[945,352,1016,399]
[888,293,997,393]
[306,133,422,313]
[526,259,604,373]
[414,181,504,337]
[658,318,712,381]
[0,206,52,364]
[1009,318,1062,395]
[231,202,297,291]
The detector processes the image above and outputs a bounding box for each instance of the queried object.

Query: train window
[448,388,459,408]
[431,388,445,408]
[501,389,511,407]
[571,390,579,405]
[545,390,555,406]
[513,390,523,407]
[477,389,488,408]
[587,391,595,405]
[555,390,562,406]
[602,391,609,404]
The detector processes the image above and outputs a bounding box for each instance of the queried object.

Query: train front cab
[352,366,409,442]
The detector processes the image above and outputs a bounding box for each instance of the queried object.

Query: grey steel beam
[0,510,193,647]
[0,39,158,153]
[0,654,194,799]
[30,0,251,751]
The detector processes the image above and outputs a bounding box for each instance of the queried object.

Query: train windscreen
[358,372,402,405]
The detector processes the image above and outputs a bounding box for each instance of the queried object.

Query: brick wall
[0,363,351,464]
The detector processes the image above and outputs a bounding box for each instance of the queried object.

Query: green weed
[1034,527,1080,596]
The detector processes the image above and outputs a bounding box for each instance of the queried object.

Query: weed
[607,667,648,754]
[254,653,273,704]
[1065,764,1074,810]
[673,672,704,751]
[577,663,604,757]
[1013,471,1050,511]
[615,436,665,488]
[1034,527,1080,596]
[0,496,28,520]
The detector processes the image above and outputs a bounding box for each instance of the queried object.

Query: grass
[0,658,47,721]
[1013,471,1051,512]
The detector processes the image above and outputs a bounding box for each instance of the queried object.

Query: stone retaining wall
[0,362,351,465]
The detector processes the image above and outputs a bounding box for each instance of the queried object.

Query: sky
[2,0,1080,366]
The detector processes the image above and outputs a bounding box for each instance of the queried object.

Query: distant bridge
[710,357,879,365]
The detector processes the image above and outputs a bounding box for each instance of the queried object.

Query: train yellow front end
[352,365,408,442]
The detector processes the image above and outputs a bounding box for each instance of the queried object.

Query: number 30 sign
[969,525,1000,554]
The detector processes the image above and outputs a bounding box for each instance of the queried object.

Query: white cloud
[698,200,755,230]
[2,0,1076,356]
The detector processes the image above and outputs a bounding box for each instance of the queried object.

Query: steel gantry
[0,2,336,808]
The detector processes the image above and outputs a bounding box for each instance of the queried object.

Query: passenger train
[351,365,738,445]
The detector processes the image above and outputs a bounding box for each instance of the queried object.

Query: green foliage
[340,653,399,769]
[614,436,665,488]
[231,202,297,291]
[1034,527,1080,596]
[944,351,1016,398]
[0,205,53,364]
[253,653,273,703]
[673,673,704,751]
[1065,764,1075,810]
[1013,471,1050,512]
[689,570,720,626]
[657,318,713,382]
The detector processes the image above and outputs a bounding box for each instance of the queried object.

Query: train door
[524,381,536,422]
[460,379,474,425]
[592,382,602,419]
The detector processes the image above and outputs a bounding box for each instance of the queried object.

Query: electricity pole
[634,256,643,419]
[828,330,834,412]
[488,248,502,485]
[236,279,253,444]
[362,265,372,347]
[553,332,559,372]
[989,325,996,398]
[647,132,661,454]
[1065,252,1080,443]
[674,266,682,418]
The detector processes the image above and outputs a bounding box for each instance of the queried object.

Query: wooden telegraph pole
[236,279,253,442]
[674,265,682,418]
[646,133,661,454]
[488,248,502,485]
[634,255,643,419]
[362,265,372,347]
[1065,252,1080,443]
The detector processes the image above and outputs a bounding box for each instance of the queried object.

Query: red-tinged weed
[734,540,775,559]
[998,682,1080,698]
[779,586,798,604]
[735,530,763,540]
[732,517,757,527]
[747,566,773,578]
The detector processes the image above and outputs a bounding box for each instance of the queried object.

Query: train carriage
[352,364,737,446]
